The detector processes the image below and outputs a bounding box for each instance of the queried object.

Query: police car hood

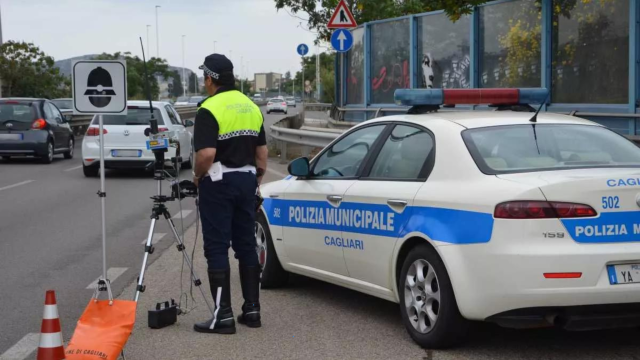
[498,168,640,242]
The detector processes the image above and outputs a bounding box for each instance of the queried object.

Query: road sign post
[297,44,309,100]
[72,60,127,294]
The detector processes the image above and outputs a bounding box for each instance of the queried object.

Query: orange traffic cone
[37,290,66,360]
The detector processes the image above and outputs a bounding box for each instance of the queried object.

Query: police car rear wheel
[256,213,289,288]
[399,244,467,348]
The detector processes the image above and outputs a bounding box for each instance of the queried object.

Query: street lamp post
[240,56,244,94]
[146,25,151,54]
[155,5,161,58]
[316,45,320,100]
[181,35,186,97]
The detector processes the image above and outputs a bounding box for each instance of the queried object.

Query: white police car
[255,88,640,348]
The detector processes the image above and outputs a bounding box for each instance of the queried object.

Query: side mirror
[184,120,194,127]
[63,115,71,123]
[288,157,310,177]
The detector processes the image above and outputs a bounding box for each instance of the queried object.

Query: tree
[0,41,70,98]
[188,72,199,95]
[293,52,335,98]
[275,0,490,42]
[170,71,184,98]
[94,52,170,100]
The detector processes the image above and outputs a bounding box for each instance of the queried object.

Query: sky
[1,0,321,79]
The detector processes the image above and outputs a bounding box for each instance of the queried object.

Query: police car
[255,88,640,348]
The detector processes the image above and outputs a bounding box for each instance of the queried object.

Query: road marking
[0,333,39,360]
[86,267,128,289]
[0,180,34,192]
[141,232,167,245]
[64,165,83,172]
[172,210,193,219]
[267,168,288,178]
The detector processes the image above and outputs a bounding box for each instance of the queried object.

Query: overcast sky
[2,0,320,78]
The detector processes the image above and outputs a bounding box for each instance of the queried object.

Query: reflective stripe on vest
[199,90,263,140]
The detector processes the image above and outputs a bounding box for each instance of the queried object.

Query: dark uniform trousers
[199,171,259,270]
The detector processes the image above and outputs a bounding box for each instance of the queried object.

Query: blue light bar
[518,88,549,104]
[394,89,443,106]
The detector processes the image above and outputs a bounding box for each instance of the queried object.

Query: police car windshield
[463,124,640,174]
[95,108,164,125]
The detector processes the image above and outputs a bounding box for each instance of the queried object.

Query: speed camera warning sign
[72,60,127,115]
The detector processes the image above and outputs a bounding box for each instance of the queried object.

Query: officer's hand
[193,176,199,188]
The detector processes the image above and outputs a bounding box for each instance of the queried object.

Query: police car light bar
[394,88,549,106]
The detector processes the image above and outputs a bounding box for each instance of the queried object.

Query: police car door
[283,124,388,276]
[341,124,435,290]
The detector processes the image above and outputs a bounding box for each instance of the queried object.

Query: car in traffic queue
[266,98,288,115]
[255,88,640,348]
[285,96,296,107]
[81,101,194,177]
[174,96,190,106]
[188,96,205,106]
[0,98,75,163]
[51,98,74,113]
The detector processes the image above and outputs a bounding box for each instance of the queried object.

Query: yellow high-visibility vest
[199,90,263,140]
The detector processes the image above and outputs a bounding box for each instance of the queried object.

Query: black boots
[194,269,236,334]
[237,265,262,328]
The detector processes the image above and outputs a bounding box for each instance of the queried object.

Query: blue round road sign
[297,44,309,56]
[330,29,353,53]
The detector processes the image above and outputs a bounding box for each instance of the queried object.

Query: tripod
[133,155,215,317]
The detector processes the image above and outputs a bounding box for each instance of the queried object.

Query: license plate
[0,134,23,140]
[111,150,141,158]
[607,264,640,285]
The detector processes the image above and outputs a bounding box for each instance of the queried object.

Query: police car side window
[165,105,180,125]
[369,125,434,180]
[312,125,385,178]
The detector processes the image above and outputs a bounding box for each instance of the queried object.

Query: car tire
[284,111,288,115]
[256,212,289,289]
[267,110,271,114]
[41,141,54,164]
[63,138,74,159]
[398,244,468,349]
[83,164,99,177]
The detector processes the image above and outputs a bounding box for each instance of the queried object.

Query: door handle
[327,195,343,202]
[387,199,408,207]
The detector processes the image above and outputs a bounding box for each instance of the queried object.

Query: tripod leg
[134,217,157,302]
[164,211,216,317]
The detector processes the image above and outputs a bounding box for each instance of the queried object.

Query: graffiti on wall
[421,52,471,89]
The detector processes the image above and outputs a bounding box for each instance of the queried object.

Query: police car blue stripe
[561,211,640,243]
[262,198,494,244]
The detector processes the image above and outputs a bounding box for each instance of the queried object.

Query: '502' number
[602,196,620,209]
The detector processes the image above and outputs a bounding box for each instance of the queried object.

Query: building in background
[254,73,282,94]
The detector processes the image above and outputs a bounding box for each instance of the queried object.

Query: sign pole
[98,114,107,285]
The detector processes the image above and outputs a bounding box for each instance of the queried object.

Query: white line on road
[0,333,39,360]
[141,232,167,245]
[267,168,288,178]
[172,210,193,219]
[64,165,83,172]
[86,267,129,289]
[0,180,34,192]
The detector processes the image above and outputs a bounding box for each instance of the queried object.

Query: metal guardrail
[270,106,640,153]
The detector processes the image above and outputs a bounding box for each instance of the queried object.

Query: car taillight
[159,127,168,132]
[282,102,287,106]
[86,127,108,136]
[494,201,597,219]
[30,118,47,130]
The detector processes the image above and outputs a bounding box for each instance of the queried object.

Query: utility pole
[0,2,3,98]
[155,5,161,58]
[316,46,320,101]
[181,35,186,97]
[240,56,244,94]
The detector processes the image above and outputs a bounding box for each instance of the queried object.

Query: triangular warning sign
[327,0,358,29]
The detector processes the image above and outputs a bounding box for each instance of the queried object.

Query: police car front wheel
[256,213,289,288]
[399,244,468,348]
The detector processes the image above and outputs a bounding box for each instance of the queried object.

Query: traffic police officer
[192,54,268,334]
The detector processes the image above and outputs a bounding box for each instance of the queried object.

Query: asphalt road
[0,105,299,359]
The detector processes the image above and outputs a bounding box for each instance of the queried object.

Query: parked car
[159,98,174,104]
[188,96,205,105]
[266,98,288,115]
[51,98,73,112]
[81,101,194,177]
[253,94,264,102]
[0,98,74,163]
[174,96,190,106]
[295,96,302,103]
[285,96,296,107]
